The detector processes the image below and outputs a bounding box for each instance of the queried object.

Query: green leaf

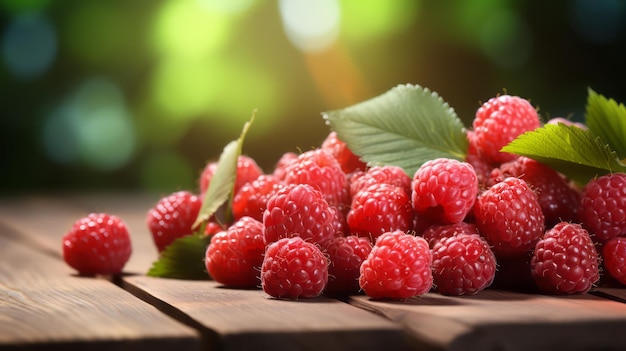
[193,112,255,229]
[146,234,213,280]
[501,123,626,185]
[322,84,467,177]
[585,88,626,160]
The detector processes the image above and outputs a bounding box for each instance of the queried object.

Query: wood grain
[0,227,200,350]
[349,289,626,351]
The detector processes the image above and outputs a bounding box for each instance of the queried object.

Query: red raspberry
[530,222,600,294]
[324,235,373,295]
[263,183,340,247]
[578,172,626,243]
[422,222,480,248]
[232,174,285,222]
[205,216,265,288]
[359,231,433,299]
[491,157,581,227]
[146,191,202,252]
[603,236,626,285]
[472,95,540,164]
[272,152,298,180]
[284,149,348,209]
[347,183,414,242]
[204,221,224,236]
[431,233,497,296]
[200,155,263,197]
[349,165,412,198]
[321,131,368,174]
[261,237,329,299]
[474,177,545,258]
[62,213,132,275]
[412,158,478,224]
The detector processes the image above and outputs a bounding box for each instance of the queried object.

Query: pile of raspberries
[62,94,626,300]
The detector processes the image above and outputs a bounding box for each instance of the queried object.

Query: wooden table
[3,193,626,351]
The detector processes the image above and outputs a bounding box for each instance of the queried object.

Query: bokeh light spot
[152,0,234,59]
[42,78,136,172]
[2,14,57,80]
[570,0,624,44]
[279,0,340,52]
[340,0,420,44]
[479,9,532,69]
[197,0,255,14]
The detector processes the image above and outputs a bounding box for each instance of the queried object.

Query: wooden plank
[121,276,413,351]
[0,225,201,350]
[348,289,626,351]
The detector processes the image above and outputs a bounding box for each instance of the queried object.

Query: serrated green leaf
[585,88,626,159]
[501,123,626,185]
[193,112,255,229]
[146,234,213,279]
[322,84,467,177]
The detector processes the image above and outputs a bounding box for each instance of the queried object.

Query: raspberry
[474,177,545,258]
[603,236,626,285]
[261,237,329,299]
[146,191,202,252]
[321,131,368,174]
[200,154,263,197]
[578,172,626,243]
[272,152,298,180]
[347,183,414,242]
[411,158,478,224]
[422,222,480,248]
[324,235,373,295]
[232,174,285,222]
[359,231,433,299]
[205,216,265,288]
[472,95,540,164]
[431,233,497,296]
[263,183,340,247]
[530,222,600,295]
[284,149,348,209]
[491,157,581,227]
[62,213,132,275]
[349,165,411,198]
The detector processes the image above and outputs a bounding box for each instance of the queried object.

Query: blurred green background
[2,0,625,195]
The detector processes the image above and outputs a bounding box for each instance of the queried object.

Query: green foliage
[146,234,212,280]
[585,88,626,159]
[323,84,468,177]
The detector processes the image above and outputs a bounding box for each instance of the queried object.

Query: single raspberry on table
[283,148,348,209]
[261,237,329,299]
[347,183,415,242]
[411,158,478,224]
[578,172,626,243]
[603,236,626,286]
[422,221,480,248]
[349,165,412,198]
[473,177,545,259]
[489,156,581,227]
[205,216,265,288]
[62,213,132,276]
[324,235,373,296]
[472,94,541,164]
[359,231,433,299]
[146,191,202,253]
[530,222,600,295]
[232,174,285,222]
[321,131,368,174]
[431,233,497,296]
[199,154,263,197]
[263,183,341,247]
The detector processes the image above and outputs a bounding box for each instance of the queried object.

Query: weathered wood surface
[3,193,626,351]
